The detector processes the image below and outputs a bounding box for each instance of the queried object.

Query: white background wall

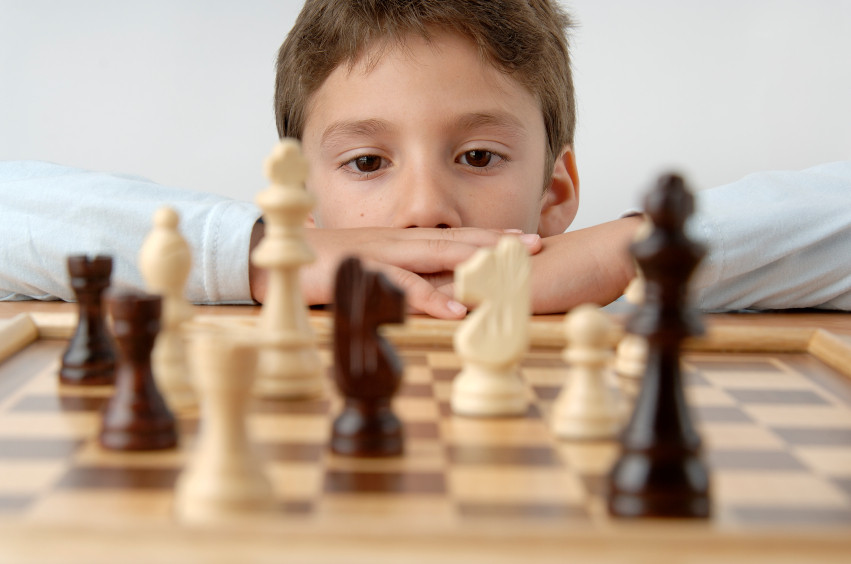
[2,0,849,230]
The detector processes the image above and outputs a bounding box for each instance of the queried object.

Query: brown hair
[275,0,576,172]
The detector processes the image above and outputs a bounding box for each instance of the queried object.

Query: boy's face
[301,31,577,235]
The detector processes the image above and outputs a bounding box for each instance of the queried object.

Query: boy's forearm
[251,225,544,319]
[250,219,639,316]
[531,216,641,314]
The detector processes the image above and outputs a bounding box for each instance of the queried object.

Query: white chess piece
[615,274,648,384]
[552,304,623,440]
[452,236,530,416]
[251,139,322,398]
[138,206,196,410]
[175,328,275,523]
[614,217,651,390]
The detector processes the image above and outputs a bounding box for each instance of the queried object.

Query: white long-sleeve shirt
[1,160,849,310]
[0,161,260,303]
[688,161,851,311]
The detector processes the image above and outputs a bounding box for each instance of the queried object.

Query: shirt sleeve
[0,161,261,304]
[687,161,851,311]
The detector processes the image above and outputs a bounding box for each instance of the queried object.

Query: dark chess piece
[331,257,406,457]
[59,255,117,385]
[99,293,177,451]
[607,173,711,518]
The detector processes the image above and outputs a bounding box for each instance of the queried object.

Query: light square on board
[713,471,850,508]
[0,461,69,495]
[325,439,445,473]
[26,490,174,525]
[448,466,585,505]
[793,447,851,477]
[248,413,329,443]
[441,417,553,447]
[266,461,324,499]
[743,405,851,428]
[0,412,99,439]
[699,423,786,450]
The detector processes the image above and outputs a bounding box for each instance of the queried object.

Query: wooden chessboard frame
[0,309,850,563]
[4,310,849,378]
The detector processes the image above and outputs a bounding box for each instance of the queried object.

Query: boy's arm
[249,222,544,319]
[688,161,851,311]
[529,217,641,314]
[0,161,259,304]
[522,162,851,315]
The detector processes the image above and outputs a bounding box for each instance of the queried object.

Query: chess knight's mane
[333,257,404,397]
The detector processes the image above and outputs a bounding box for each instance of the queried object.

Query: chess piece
[607,174,711,518]
[613,334,647,397]
[552,305,623,440]
[59,255,117,385]
[99,293,177,451]
[615,218,651,394]
[331,257,406,457]
[452,236,530,416]
[175,326,275,522]
[138,206,196,410]
[251,139,322,398]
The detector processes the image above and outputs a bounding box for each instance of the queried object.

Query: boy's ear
[538,147,580,237]
[305,212,316,227]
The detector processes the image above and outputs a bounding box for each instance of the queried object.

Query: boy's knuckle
[427,238,452,254]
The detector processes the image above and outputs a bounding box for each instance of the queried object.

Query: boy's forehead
[302,30,543,139]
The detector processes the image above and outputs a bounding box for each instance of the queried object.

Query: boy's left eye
[457,150,502,168]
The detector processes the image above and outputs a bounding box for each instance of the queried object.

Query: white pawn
[614,217,651,388]
[614,274,648,386]
[175,329,275,523]
[452,236,530,416]
[138,206,196,410]
[251,139,322,398]
[552,305,623,440]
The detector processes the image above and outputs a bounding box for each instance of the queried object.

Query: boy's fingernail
[503,228,523,234]
[520,233,541,245]
[447,300,467,316]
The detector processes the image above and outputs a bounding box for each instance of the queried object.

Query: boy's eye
[458,150,500,168]
[353,155,382,173]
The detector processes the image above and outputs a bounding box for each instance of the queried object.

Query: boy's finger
[381,266,467,320]
[395,227,541,252]
[368,233,541,274]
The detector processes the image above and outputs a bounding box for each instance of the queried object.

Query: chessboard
[0,304,850,563]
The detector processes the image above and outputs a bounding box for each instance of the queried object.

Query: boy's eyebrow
[320,112,527,150]
[453,112,528,138]
[320,119,391,150]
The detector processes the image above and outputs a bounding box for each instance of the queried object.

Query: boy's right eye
[352,155,382,173]
[340,154,386,176]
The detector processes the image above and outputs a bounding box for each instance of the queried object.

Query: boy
[253,0,640,318]
[1,0,850,316]
[251,0,851,316]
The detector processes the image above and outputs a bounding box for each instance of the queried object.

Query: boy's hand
[249,224,542,319]
[529,217,641,313]
[432,217,642,314]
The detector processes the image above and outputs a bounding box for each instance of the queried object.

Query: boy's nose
[391,166,462,229]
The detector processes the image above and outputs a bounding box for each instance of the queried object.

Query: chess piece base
[331,401,403,457]
[254,344,323,399]
[153,335,197,410]
[58,362,115,386]
[99,425,178,451]
[608,451,711,518]
[553,416,621,440]
[175,466,275,524]
[451,365,527,416]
